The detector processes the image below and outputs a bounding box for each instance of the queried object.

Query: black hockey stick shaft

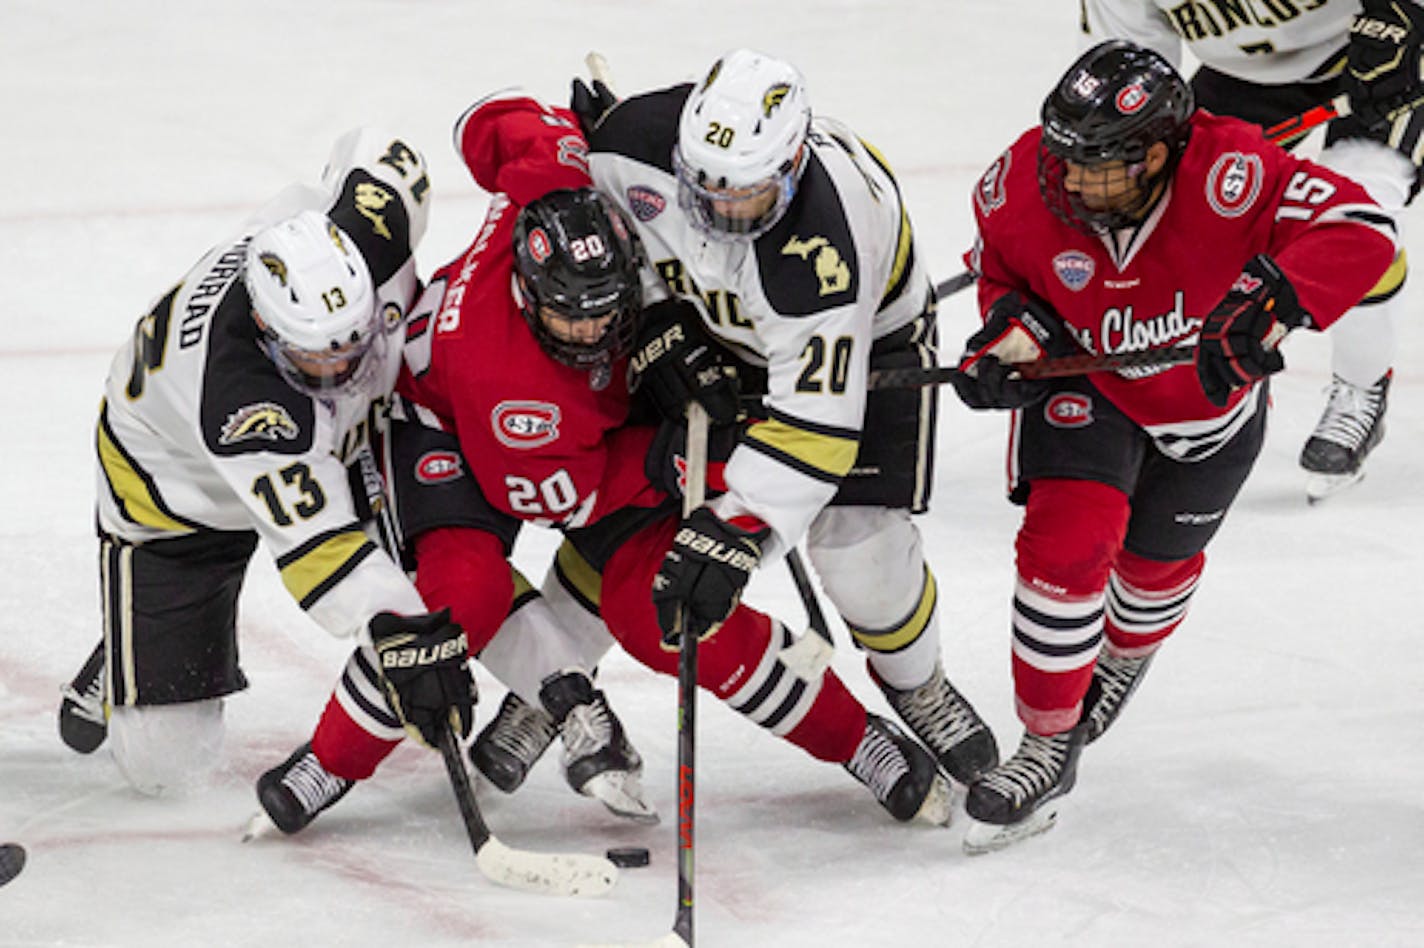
[437,718,493,856]
[785,548,832,646]
[673,402,709,946]
[933,270,975,300]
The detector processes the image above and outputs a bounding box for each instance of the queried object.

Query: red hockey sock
[310,693,401,781]
[1104,549,1204,656]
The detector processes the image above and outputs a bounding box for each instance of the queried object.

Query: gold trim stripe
[278,528,376,609]
[96,402,194,534]
[744,416,860,481]
[849,566,937,654]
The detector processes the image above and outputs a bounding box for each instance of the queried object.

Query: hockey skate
[1082,648,1154,745]
[250,742,354,837]
[844,714,953,826]
[58,641,107,754]
[540,671,658,825]
[962,723,1089,855]
[1300,370,1390,503]
[470,691,559,793]
[876,662,999,785]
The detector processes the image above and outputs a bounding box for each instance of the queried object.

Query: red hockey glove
[653,507,769,648]
[950,292,1074,410]
[1194,255,1310,407]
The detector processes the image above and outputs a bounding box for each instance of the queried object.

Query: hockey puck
[606,846,650,868]
[0,843,26,887]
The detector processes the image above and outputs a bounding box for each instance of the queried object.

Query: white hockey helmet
[673,49,811,240]
[244,210,383,398]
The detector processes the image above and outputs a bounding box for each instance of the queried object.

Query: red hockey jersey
[399,92,663,535]
[967,111,1396,436]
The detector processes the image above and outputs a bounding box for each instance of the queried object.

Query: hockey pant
[596,516,866,764]
[806,506,942,691]
[1011,479,1202,736]
[1316,139,1411,386]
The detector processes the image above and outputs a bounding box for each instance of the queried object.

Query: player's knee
[109,699,225,796]
[1017,479,1130,596]
[1115,548,1204,593]
[807,507,925,623]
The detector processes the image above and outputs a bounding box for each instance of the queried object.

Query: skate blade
[962,804,1061,855]
[241,811,278,843]
[583,771,660,825]
[1305,469,1365,504]
[915,773,955,827]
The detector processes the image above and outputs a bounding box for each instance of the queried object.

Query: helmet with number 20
[674,48,812,241]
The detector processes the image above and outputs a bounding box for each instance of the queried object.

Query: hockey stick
[436,719,618,897]
[777,547,836,679]
[866,343,1193,389]
[933,270,976,300]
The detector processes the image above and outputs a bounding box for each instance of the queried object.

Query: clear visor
[260,326,385,400]
[673,145,797,241]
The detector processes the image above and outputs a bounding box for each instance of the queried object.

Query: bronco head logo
[259,253,288,287]
[762,83,791,117]
[219,401,300,445]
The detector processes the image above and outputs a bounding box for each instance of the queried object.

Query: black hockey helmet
[1038,39,1195,231]
[512,187,643,372]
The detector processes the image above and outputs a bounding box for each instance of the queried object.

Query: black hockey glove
[950,291,1074,410]
[653,506,770,648]
[370,609,476,748]
[1194,254,1311,407]
[645,415,739,500]
[1346,0,1424,129]
[630,297,743,426]
[570,78,619,137]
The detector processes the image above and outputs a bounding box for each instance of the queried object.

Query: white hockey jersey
[1082,0,1357,84]
[588,85,933,559]
[95,128,431,639]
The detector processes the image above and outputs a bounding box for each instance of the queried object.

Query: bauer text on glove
[371,609,477,747]
[652,507,769,648]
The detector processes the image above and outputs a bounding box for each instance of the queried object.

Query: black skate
[540,671,658,824]
[844,714,953,825]
[469,691,558,793]
[1082,648,1154,745]
[963,723,1089,854]
[877,662,999,784]
[1300,370,1390,503]
[253,742,354,835]
[58,641,107,754]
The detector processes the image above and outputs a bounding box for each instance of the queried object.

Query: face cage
[261,328,386,401]
[1037,146,1159,233]
[516,277,640,371]
[672,145,798,241]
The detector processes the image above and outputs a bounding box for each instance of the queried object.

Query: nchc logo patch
[627,185,667,222]
[1052,250,1095,291]
[219,401,299,445]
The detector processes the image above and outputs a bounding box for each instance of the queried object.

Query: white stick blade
[475,836,618,897]
[777,632,834,680]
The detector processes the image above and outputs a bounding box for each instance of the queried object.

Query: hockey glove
[630,297,743,426]
[950,291,1074,410]
[653,507,770,648]
[370,609,476,748]
[1194,254,1311,407]
[570,78,618,137]
[645,416,739,500]
[1346,0,1424,129]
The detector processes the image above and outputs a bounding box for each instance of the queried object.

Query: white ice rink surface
[2,2,1422,945]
